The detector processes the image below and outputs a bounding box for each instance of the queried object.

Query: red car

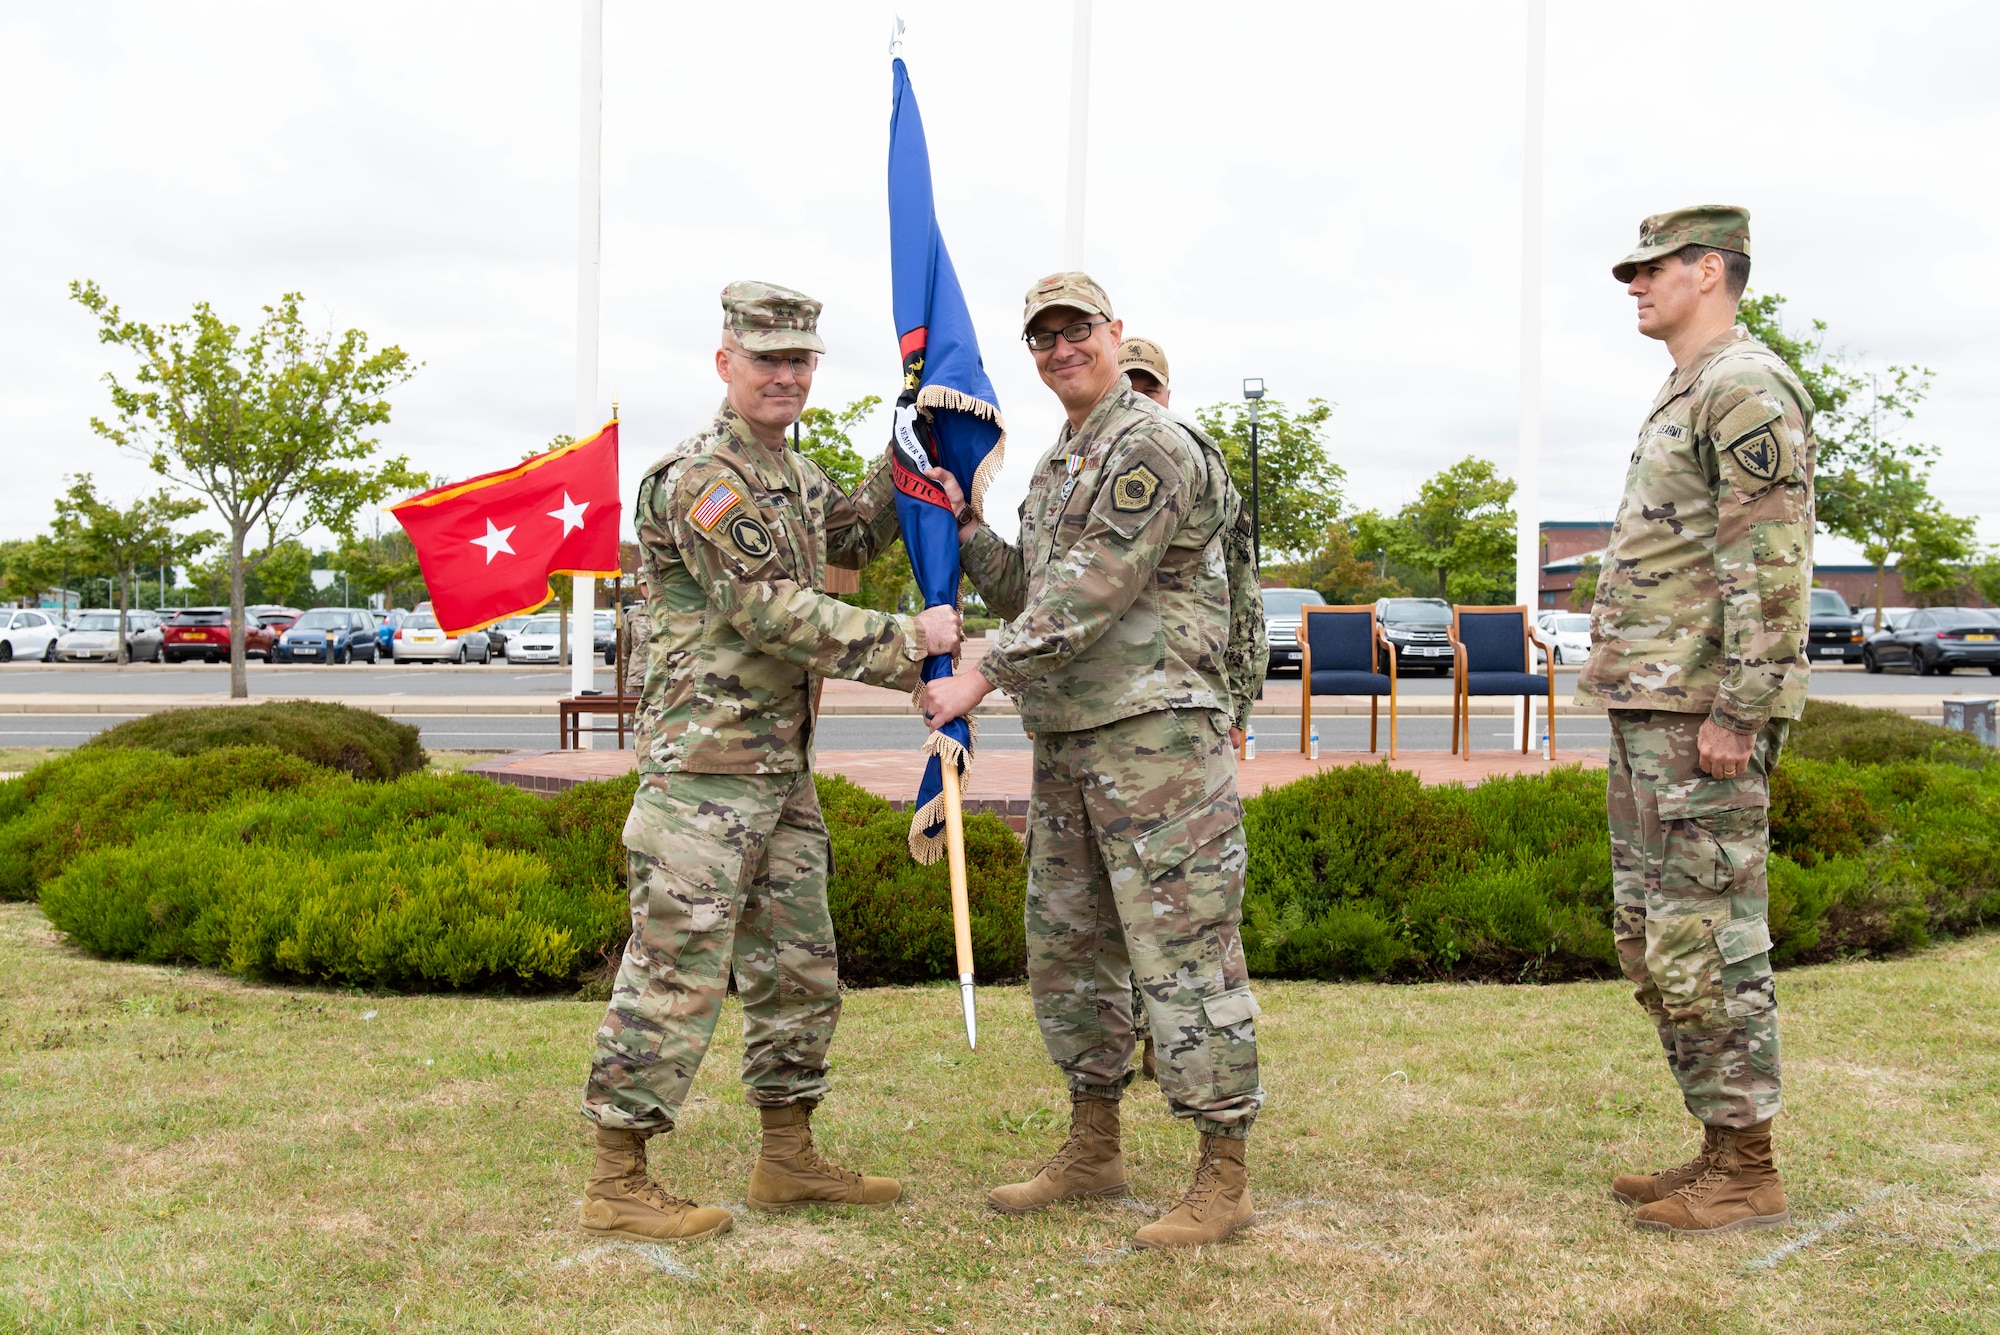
[162,608,277,663]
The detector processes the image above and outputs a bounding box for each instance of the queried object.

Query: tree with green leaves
[72,283,419,696]
[1270,520,1407,604]
[335,528,427,610]
[1191,397,1345,561]
[50,474,214,663]
[1372,456,1517,603]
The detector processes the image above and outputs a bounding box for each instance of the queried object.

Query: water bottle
[1244,722,1256,760]
[1309,721,1319,761]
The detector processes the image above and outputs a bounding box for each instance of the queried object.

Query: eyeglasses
[1023,317,1109,351]
[728,349,819,376]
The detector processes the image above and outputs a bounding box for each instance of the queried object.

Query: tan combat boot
[1612,1123,1723,1206]
[745,1102,902,1209]
[986,1095,1128,1214]
[1133,1133,1254,1249]
[578,1127,733,1243]
[1631,1118,1789,1234]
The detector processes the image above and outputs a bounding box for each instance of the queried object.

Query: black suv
[1805,588,1864,665]
[1374,597,1455,674]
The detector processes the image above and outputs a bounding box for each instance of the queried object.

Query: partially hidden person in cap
[919,272,1268,1248]
[1116,336,1171,409]
[577,280,962,1244]
[1578,207,1814,1235]
[1113,333,1174,1083]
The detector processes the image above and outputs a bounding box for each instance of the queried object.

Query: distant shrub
[1786,699,1991,769]
[82,702,426,782]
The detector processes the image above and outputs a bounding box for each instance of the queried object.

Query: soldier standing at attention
[620,569,652,700]
[923,274,1266,1249]
[1578,208,1813,1234]
[579,281,962,1244]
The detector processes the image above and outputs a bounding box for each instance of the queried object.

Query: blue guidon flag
[887,54,1006,864]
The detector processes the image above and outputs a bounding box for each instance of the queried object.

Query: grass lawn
[0,747,59,776]
[1,903,1996,1333]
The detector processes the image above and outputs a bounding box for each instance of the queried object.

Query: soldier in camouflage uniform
[922,274,1267,1249]
[578,281,962,1244]
[620,570,653,699]
[1577,207,1812,1235]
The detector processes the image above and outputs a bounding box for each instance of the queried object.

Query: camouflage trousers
[1026,707,1264,1137]
[581,770,839,1133]
[1607,709,1788,1129]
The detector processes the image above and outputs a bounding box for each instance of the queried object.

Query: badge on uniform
[727,513,774,559]
[689,479,744,531]
[1729,428,1785,483]
[1111,462,1162,513]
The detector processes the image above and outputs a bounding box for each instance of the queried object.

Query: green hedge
[81,701,426,782]
[6,701,1995,992]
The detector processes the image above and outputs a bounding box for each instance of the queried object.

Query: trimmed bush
[1786,699,1991,768]
[82,701,426,782]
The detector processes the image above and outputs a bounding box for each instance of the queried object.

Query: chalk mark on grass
[1744,1185,1903,1271]
[562,1241,701,1279]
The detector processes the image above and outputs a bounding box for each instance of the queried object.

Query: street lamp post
[1242,378,1265,571]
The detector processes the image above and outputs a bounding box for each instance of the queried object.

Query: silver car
[55,609,165,663]
[1259,588,1327,676]
[390,611,491,663]
[0,609,63,663]
[506,615,563,664]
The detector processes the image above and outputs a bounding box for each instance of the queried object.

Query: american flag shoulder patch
[688,479,744,531]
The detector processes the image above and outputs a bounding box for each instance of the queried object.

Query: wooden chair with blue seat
[1449,605,1557,761]
[1298,604,1398,760]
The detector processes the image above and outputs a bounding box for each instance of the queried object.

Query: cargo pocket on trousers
[1655,787,1767,900]
[1202,985,1260,1034]
[1715,913,1776,1019]
[623,793,738,980]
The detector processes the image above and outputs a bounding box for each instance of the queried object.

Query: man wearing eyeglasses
[922,273,1266,1249]
[579,280,963,1245]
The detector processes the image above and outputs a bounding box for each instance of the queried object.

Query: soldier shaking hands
[577,282,960,1245]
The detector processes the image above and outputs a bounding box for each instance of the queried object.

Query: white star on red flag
[547,491,589,537]
[469,518,516,564]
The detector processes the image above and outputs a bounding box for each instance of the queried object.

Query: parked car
[485,615,531,658]
[1805,587,1865,665]
[0,608,63,662]
[1256,588,1327,676]
[593,609,617,665]
[275,608,380,663]
[390,611,492,663]
[1533,611,1593,668]
[1857,605,1912,637]
[162,607,277,663]
[373,609,409,659]
[1863,606,2000,676]
[1374,597,1456,674]
[55,609,165,663]
[506,615,563,664]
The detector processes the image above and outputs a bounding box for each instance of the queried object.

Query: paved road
[0,660,1983,698]
[0,710,1612,755]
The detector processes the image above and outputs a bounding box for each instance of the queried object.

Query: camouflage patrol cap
[1116,337,1169,388]
[1612,206,1752,283]
[720,280,825,353]
[1022,271,1114,334]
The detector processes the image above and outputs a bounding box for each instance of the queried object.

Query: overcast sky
[3,1,1994,569]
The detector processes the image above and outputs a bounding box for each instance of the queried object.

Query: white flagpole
[1063,0,1092,267]
[571,0,604,721]
[1515,0,1547,757]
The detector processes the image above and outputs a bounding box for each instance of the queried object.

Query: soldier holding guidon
[577,282,962,1244]
[923,273,1267,1249]
[1579,207,1813,1234]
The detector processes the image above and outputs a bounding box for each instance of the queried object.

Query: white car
[506,615,563,664]
[56,609,165,663]
[1534,611,1593,668]
[0,609,63,663]
[389,611,491,663]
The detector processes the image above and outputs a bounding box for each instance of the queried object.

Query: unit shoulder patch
[1111,462,1162,512]
[726,513,774,560]
[1729,428,1784,483]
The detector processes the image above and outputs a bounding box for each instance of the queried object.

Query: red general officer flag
[391,422,622,634]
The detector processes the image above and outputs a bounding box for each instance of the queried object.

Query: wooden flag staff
[940,758,977,1048]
